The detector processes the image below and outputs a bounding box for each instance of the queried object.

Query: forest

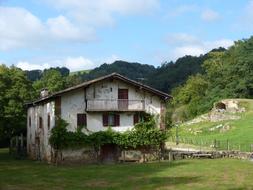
[1,36,253,146]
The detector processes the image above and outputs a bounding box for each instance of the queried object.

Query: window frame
[103,113,120,127]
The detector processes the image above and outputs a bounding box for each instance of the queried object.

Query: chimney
[40,88,49,98]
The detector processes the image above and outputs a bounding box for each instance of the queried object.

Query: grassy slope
[69,70,91,76]
[170,99,253,151]
[1,149,253,190]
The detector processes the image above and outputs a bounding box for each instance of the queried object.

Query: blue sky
[0,0,253,71]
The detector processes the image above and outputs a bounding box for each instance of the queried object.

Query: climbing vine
[49,116,169,151]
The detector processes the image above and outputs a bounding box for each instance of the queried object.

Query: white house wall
[27,101,55,161]
[61,89,86,131]
[87,112,135,132]
[86,79,162,114]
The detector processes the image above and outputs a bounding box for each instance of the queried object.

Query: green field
[1,149,253,190]
[170,99,253,151]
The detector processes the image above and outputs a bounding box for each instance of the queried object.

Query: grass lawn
[170,99,253,151]
[1,149,253,190]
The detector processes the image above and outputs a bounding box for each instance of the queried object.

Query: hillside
[170,99,253,151]
[25,52,213,93]
[80,57,207,93]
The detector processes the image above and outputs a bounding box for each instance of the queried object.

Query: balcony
[86,99,145,112]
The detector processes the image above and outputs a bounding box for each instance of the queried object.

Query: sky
[0,0,253,71]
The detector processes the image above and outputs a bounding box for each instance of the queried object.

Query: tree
[33,69,65,95]
[0,65,34,146]
[172,74,209,119]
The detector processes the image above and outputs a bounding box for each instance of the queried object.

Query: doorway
[118,89,128,110]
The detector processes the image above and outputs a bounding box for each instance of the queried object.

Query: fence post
[9,138,13,154]
[21,134,24,148]
[15,136,18,147]
[226,139,229,151]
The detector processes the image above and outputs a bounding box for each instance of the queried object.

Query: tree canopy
[0,65,35,146]
[171,36,253,121]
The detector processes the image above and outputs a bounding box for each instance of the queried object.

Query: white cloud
[0,0,159,51]
[16,56,99,71]
[46,0,159,26]
[17,61,50,70]
[201,9,220,22]
[16,54,123,71]
[165,33,234,60]
[0,7,96,51]
[64,56,95,71]
[46,15,95,42]
[174,46,205,58]
[0,7,45,50]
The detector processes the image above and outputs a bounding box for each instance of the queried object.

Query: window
[47,114,50,130]
[77,113,87,128]
[29,116,31,127]
[103,113,120,127]
[133,113,139,125]
[39,117,43,129]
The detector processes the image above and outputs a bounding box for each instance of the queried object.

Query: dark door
[118,89,128,110]
[100,144,118,163]
[35,137,41,160]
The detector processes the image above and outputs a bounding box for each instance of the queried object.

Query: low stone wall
[164,149,253,161]
[60,147,98,164]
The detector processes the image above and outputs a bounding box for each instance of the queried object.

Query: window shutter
[39,117,43,128]
[47,114,50,130]
[103,113,108,127]
[77,114,87,127]
[114,114,120,126]
[133,113,139,125]
[84,114,87,126]
[29,117,31,127]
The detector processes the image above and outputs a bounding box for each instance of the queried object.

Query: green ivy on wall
[49,116,169,151]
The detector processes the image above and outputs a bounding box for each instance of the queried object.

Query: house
[26,73,171,162]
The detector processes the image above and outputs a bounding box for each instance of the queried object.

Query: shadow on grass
[0,148,201,190]
[0,148,13,161]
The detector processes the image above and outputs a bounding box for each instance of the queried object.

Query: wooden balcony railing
[86,99,145,111]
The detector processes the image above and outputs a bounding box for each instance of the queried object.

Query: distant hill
[76,56,208,93]
[24,48,226,93]
[79,60,156,83]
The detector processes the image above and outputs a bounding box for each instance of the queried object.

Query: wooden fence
[168,136,253,152]
[9,134,27,158]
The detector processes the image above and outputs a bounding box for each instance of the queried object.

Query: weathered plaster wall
[87,112,135,132]
[27,101,55,161]
[61,89,86,132]
[86,79,162,114]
